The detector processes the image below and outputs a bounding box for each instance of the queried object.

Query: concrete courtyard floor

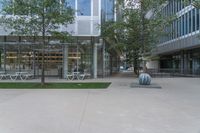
[0,76,200,133]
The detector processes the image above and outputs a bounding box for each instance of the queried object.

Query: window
[181,0,184,9]
[102,0,114,21]
[182,15,184,36]
[0,0,3,12]
[78,0,91,16]
[175,19,177,38]
[178,17,181,37]
[0,0,13,15]
[64,0,75,9]
[186,13,188,34]
[179,0,182,11]
[172,0,174,14]
[196,9,199,30]
[172,22,174,39]
[105,0,114,20]
[174,0,178,13]
[192,9,196,32]
[189,10,192,33]
[176,19,179,38]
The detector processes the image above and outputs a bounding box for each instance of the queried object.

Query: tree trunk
[41,2,45,85]
[141,0,146,73]
[41,39,45,85]
[133,58,139,76]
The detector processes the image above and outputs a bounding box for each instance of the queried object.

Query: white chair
[0,73,7,80]
[10,73,20,80]
[23,73,34,80]
[79,73,85,80]
[66,72,73,80]
[85,73,91,79]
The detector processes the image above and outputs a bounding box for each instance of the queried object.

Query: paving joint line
[76,90,90,133]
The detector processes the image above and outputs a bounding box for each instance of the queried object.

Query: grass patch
[0,82,111,89]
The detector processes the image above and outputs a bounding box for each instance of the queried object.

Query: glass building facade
[78,0,91,16]
[0,0,119,78]
[155,0,200,76]
[159,0,200,43]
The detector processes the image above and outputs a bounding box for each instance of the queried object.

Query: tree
[102,0,174,75]
[193,0,200,8]
[0,0,74,85]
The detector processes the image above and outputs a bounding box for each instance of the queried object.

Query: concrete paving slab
[130,82,162,89]
[0,77,200,133]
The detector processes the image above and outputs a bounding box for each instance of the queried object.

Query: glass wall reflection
[78,0,91,16]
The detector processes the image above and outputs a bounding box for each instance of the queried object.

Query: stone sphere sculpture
[139,73,151,85]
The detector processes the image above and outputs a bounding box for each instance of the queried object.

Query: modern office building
[153,0,200,75]
[0,0,119,78]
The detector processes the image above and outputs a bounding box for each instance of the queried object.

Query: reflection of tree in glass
[78,0,91,16]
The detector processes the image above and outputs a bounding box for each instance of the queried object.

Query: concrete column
[3,36,6,72]
[180,51,184,74]
[93,43,97,79]
[181,51,190,74]
[102,42,105,78]
[184,53,189,74]
[63,45,68,79]
[33,51,36,78]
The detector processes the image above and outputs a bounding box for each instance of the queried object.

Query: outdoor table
[10,72,29,80]
[72,72,80,80]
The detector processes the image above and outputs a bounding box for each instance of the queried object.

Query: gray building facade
[154,0,200,75]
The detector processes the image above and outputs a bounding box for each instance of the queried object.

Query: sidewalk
[0,76,200,133]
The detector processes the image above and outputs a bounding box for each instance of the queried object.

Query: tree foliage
[0,0,74,84]
[101,0,174,75]
[0,0,74,38]
[193,0,200,8]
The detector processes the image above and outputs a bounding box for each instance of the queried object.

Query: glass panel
[192,9,196,32]
[78,0,91,16]
[34,44,63,76]
[175,19,177,38]
[178,17,181,37]
[182,15,184,36]
[0,44,4,70]
[0,0,3,12]
[197,9,199,30]
[189,10,191,33]
[181,0,184,9]
[102,0,114,21]
[5,44,34,73]
[68,43,92,76]
[0,0,13,15]
[186,13,188,34]
[64,0,75,9]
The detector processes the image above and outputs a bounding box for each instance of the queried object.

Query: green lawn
[0,82,111,89]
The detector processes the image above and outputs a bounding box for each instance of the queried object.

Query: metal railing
[147,68,200,78]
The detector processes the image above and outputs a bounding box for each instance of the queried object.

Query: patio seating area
[66,72,91,80]
[0,71,34,81]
